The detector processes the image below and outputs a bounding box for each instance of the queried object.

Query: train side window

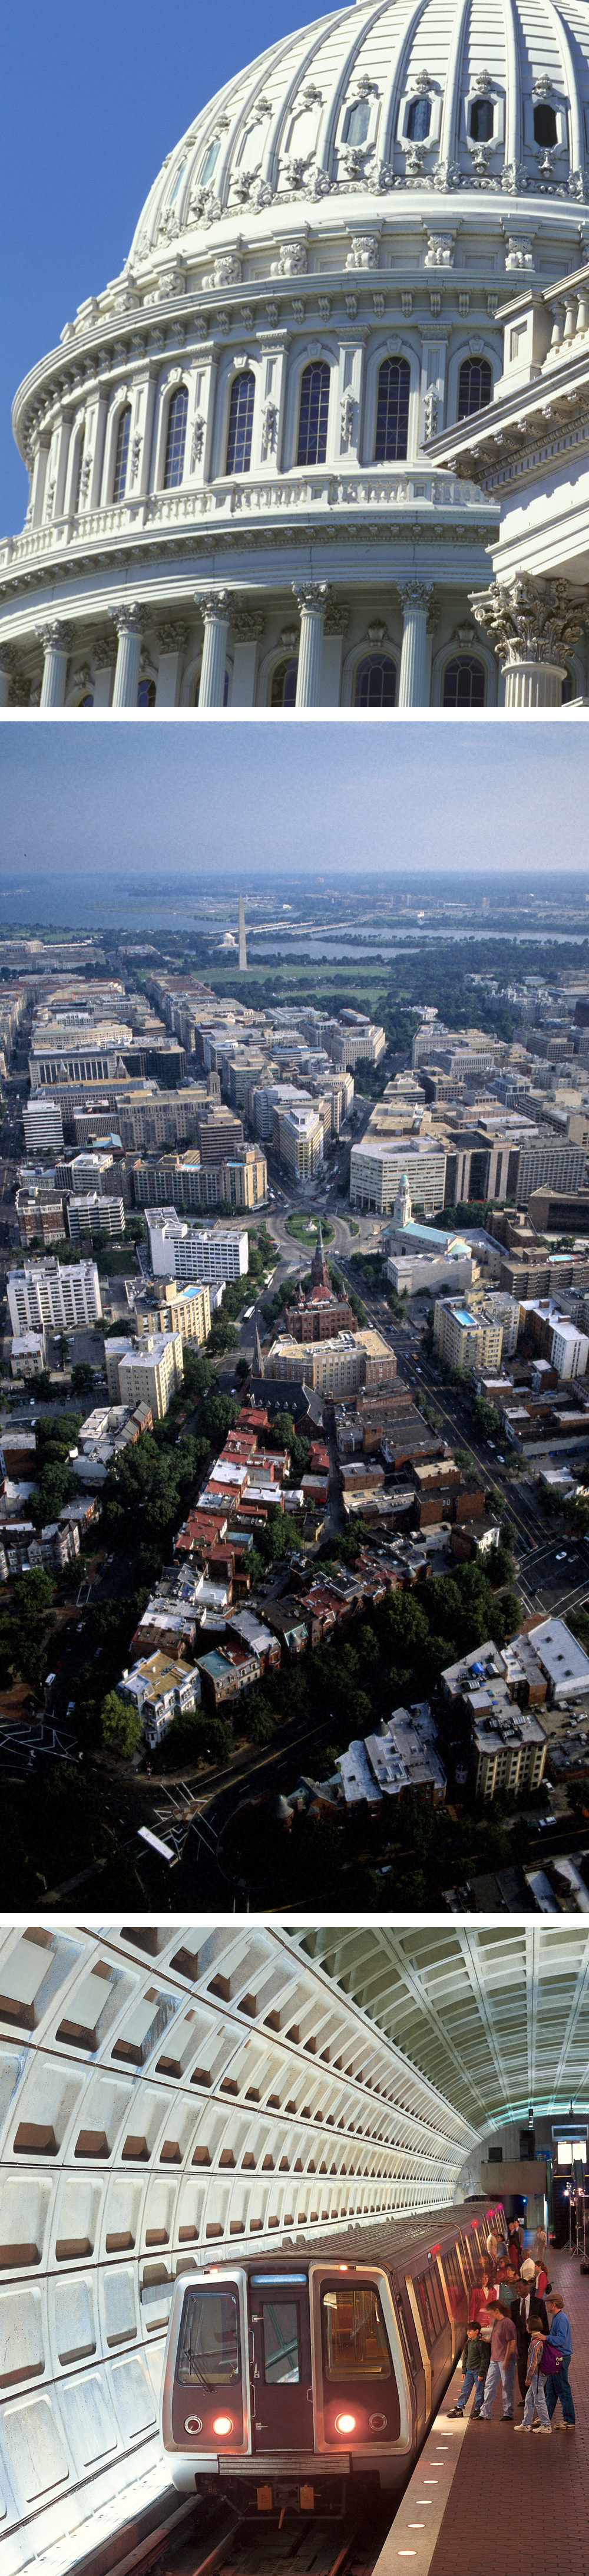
[322,2283,392,2379]
[262,2300,300,2384]
[415,2277,437,2347]
[176,2288,240,2384]
[396,2290,419,2375]
[426,2268,445,2333]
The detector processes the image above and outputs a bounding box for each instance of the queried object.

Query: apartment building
[433,1299,504,1374]
[7,1259,102,1334]
[146,1213,249,1284]
[104,1331,184,1419]
[66,1193,125,1242]
[135,1280,211,1348]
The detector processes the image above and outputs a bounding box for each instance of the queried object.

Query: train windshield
[322,2283,392,2380]
[177,2289,240,2387]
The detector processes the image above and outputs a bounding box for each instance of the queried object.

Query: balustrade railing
[0,469,489,572]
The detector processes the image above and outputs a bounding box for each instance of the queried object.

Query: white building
[7,1259,102,1334]
[273,1101,324,1179]
[146,1212,249,1282]
[8,0,589,712]
[350,1138,446,1216]
[22,1098,65,1153]
[118,1651,200,1749]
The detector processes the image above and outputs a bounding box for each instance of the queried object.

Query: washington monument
[238,896,247,972]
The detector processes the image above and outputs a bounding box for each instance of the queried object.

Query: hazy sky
[2,1,323,533]
[0,721,586,882]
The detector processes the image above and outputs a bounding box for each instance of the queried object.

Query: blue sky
[0,721,586,883]
[1,1,324,536]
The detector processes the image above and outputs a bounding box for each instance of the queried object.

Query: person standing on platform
[480,2301,517,2421]
[449,2320,493,2419]
[543,2295,575,2430]
[507,2219,523,2272]
[515,2260,548,2406]
[514,2311,552,2435]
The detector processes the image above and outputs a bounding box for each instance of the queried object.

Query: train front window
[262,2300,300,2384]
[322,2284,392,2380]
[177,2289,240,2386]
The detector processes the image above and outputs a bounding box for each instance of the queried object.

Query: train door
[248,2272,313,2453]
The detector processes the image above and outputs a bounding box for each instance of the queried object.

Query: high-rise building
[104,1332,184,1419]
[146,1213,249,1283]
[7,1259,102,1334]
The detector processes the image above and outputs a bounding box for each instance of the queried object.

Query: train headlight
[213,2416,233,2436]
[335,2413,356,2434]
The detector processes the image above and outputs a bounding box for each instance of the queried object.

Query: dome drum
[4,0,589,705]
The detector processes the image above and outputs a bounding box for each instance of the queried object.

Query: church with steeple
[284,1223,358,1344]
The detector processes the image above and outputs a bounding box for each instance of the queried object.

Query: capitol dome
[4,0,589,710]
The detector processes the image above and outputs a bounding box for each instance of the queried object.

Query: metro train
[160,2198,504,2519]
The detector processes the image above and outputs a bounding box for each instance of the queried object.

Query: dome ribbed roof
[128,0,589,270]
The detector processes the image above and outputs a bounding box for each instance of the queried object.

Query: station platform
[374,2247,588,2576]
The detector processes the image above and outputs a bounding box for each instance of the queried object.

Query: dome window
[458,357,492,417]
[343,100,370,146]
[270,656,299,706]
[375,358,411,462]
[406,96,431,141]
[355,654,397,708]
[137,677,156,708]
[112,406,131,503]
[534,101,557,146]
[469,97,494,141]
[297,362,330,467]
[442,655,486,707]
[200,140,220,184]
[164,386,188,489]
[226,371,256,475]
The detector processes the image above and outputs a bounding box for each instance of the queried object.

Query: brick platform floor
[428,2247,589,2576]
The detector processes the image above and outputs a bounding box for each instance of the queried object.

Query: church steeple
[310,1221,329,1292]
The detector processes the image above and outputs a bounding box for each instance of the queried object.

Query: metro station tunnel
[1,1920,588,2576]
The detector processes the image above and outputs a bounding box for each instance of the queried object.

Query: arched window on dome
[137,677,157,707]
[406,95,431,141]
[270,656,299,707]
[442,655,486,708]
[375,358,411,461]
[112,406,131,503]
[343,100,370,145]
[226,371,255,475]
[534,101,557,147]
[297,362,330,467]
[458,356,492,418]
[79,694,94,708]
[200,138,220,185]
[355,654,397,708]
[164,386,188,489]
[469,96,494,141]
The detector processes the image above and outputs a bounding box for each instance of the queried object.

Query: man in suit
[515,2257,548,2406]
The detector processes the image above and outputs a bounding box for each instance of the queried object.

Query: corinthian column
[292,582,331,707]
[0,645,15,708]
[111,603,148,707]
[398,582,435,708]
[37,621,71,707]
[471,575,585,709]
[197,591,233,707]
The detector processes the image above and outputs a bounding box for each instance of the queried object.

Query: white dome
[4,0,589,710]
[128,0,589,275]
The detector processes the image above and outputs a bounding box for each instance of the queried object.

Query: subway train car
[160,2198,504,2519]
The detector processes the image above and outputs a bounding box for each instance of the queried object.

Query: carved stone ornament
[35,621,71,654]
[280,625,300,649]
[92,636,115,669]
[424,232,456,266]
[424,388,440,437]
[261,398,278,457]
[196,589,234,623]
[71,663,93,692]
[130,431,143,483]
[207,253,242,289]
[345,232,380,269]
[340,388,356,446]
[232,609,265,642]
[111,602,149,638]
[324,602,350,636]
[271,239,309,277]
[471,575,586,665]
[367,621,387,646]
[504,232,535,267]
[292,580,332,615]
[157,622,189,655]
[191,414,206,467]
[474,70,494,93]
[413,68,433,92]
[397,580,435,615]
[0,643,16,675]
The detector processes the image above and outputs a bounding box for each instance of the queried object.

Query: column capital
[35,619,71,653]
[196,588,234,624]
[157,621,190,655]
[111,601,150,639]
[231,609,265,643]
[397,580,435,615]
[471,575,585,667]
[292,580,332,616]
